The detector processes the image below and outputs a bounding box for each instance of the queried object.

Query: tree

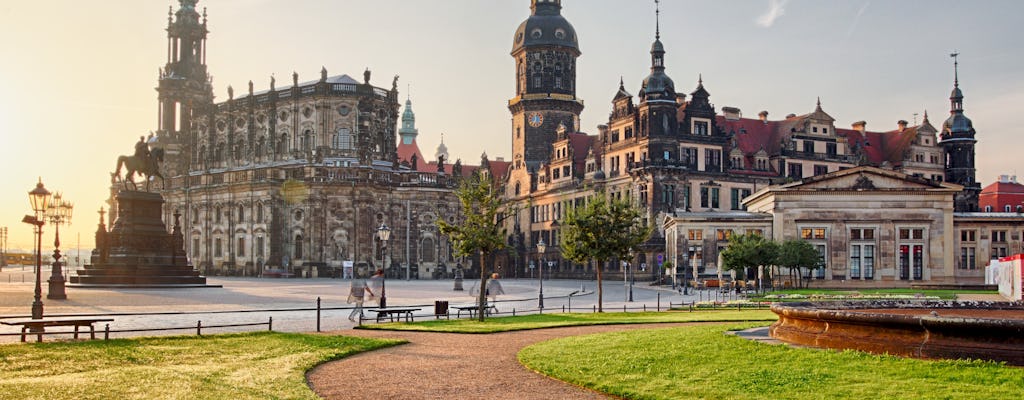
[720,233,778,282]
[437,171,516,321]
[776,239,821,288]
[561,192,652,312]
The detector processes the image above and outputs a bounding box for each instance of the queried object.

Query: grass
[357,310,777,333]
[0,331,403,400]
[519,323,1024,400]
[747,288,998,301]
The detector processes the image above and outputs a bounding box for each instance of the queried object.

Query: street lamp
[626,250,634,302]
[376,222,391,308]
[537,238,545,309]
[23,179,51,321]
[46,192,72,300]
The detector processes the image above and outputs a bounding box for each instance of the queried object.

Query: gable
[779,166,961,192]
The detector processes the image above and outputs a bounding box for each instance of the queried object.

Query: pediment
[781,166,959,192]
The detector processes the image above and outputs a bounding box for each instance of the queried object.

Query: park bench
[368,307,421,323]
[453,304,497,319]
[1,317,114,342]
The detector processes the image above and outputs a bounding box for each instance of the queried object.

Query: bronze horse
[115,148,165,191]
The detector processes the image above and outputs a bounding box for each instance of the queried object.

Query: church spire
[655,0,661,40]
[949,51,964,112]
[399,93,418,145]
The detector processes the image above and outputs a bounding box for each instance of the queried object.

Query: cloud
[846,2,871,38]
[756,0,789,28]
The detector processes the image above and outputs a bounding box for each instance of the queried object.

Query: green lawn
[357,310,777,333]
[0,331,403,400]
[747,288,998,301]
[519,323,1024,400]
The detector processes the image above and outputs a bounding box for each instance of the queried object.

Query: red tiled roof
[396,139,431,172]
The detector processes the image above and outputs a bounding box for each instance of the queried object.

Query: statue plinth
[70,191,217,288]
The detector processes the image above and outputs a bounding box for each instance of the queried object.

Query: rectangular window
[625,127,634,139]
[215,238,223,258]
[662,184,675,207]
[256,236,265,258]
[716,229,733,241]
[688,230,703,241]
[960,230,976,242]
[803,141,814,154]
[700,187,709,208]
[788,163,803,179]
[704,149,722,171]
[993,231,1007,243]
[238,237,246,257]
[693,120,709,135]
[682,184,691,210]
[814,244,826,279]
[710,187,720,209]
[826,143,837,157]
[801,228,827,240]
[959,247,977,270]
[681,147,698,169]
[813,165,828,176]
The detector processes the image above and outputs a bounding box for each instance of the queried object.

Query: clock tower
[509,0,584,182]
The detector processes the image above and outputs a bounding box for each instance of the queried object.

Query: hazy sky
[1,0,1021,251]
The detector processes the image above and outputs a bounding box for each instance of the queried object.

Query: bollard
[643,304,646,312]
[197,320,202,336]
[512,309,516,317]
[657,293,660,311]
[268,316,273,331]
[562,305,565,313]
[568,295,572,312]
[689,302,693,312]
[593,305,596,313]
[623,304,627,313]
[316,297,322,332]
[104,324,110,340]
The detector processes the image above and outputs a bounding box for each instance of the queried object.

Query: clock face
[528,112,544,128]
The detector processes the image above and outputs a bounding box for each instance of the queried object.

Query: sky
[0,0,1021,252]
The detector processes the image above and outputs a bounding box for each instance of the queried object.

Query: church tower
[156,0,214,177]
[637,0,679,159]
[939,53,980,212]
[509,0,584,180]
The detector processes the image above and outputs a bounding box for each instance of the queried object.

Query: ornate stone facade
[144,1,465,278]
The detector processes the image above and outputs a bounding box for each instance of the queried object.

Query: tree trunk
[596,259,604,312]
[478,251,488,322]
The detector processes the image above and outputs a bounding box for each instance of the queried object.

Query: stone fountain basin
[770,301,1024,365]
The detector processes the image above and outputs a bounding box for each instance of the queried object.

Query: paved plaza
[0,266,720,342]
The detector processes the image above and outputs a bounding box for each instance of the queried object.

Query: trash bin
[434,300,449,319]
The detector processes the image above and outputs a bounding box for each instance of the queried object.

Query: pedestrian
[368,269,385,307]
[485,273,505,307]
[348,272,373,321]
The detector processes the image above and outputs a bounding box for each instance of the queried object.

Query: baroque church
[135,0,481,278]
[500,0,1018,287]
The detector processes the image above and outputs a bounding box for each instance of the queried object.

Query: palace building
[500,0,1019,287]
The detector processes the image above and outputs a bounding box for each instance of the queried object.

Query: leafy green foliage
[437,171,517,321]
[720,233,778,280]
[0,332,402,400]
[777,239,823,288]
[560,193,652,312]
[520,324,1024,399]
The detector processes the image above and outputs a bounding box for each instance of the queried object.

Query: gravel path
[307,323,694,400]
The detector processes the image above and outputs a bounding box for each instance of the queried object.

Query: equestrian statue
[114,136,165,191]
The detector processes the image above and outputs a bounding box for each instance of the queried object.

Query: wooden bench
[1,317,114,342]
[453,304,497,318]
[367,307,421,323]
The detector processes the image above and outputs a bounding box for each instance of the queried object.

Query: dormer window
[693,120,709,135]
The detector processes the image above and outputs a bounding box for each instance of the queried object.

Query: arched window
[215,205,222,224]
[554,64,563,89]
[333,128,353,150]
[302,130,313,151]
[277,134,288,155]
[294,234,303,259]
[238,204,245,221]
[215,143,225,163]
[256,204,264,223]
[255,137,265,159]
[421,238,435,263]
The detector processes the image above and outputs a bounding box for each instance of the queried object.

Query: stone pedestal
[69,191,217,288]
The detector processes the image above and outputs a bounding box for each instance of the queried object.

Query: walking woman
[348,272,374,321]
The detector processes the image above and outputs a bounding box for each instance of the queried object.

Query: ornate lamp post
[46,192,72,300]
[22,179,51,320]
[537,238,545,309]
[376,222,391,308]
